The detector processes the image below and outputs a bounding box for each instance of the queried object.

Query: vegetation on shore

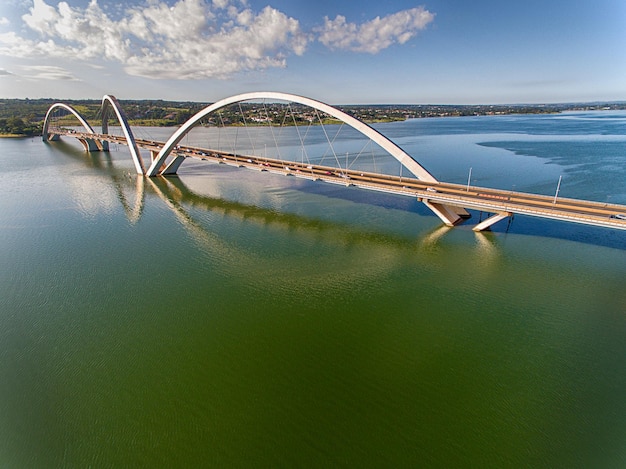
[0,116,42,137]
[1,97,625,138]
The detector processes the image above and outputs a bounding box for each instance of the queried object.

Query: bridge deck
[49,129,626,232]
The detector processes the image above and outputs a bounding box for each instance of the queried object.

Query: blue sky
[0,0,625,104]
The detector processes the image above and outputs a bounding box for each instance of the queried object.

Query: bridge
[42,92,626,232]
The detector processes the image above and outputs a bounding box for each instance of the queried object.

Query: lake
[1,111,626,467]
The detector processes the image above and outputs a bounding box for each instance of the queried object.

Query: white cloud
[0,17,10,26]
[21,0,58,33]
[212,0,229,9]
[0,31,74,58]
[316,7,435,53]
[21,65,81,80]
[0,68,14,76]
[2,0,308,80]
[0,1,435,81]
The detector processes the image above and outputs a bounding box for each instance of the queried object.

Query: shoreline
[4,106,625,137]
[0,133,38,138]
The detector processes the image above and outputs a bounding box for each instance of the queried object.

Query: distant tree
[175,111,193,124]
[6,116,25,133]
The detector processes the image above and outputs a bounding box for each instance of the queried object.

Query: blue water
[1,111,626,467]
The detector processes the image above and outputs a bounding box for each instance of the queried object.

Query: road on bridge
[51,130,626,232]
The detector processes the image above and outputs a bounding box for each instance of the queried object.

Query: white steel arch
[101,95,145,175]
[146,91,439,182]
[42,102,95,142]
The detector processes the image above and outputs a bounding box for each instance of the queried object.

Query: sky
[0,0,625,104]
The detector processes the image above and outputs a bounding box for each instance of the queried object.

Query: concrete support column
[78,138,102,152]
[472,212,511,232]
[162,155,186,175]
[422,199,463,226]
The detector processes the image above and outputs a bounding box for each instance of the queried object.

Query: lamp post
[553,175,562,204]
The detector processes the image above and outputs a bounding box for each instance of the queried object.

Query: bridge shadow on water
[50,140,438,251]
[50,140,626,251]
[150,174,429,250]
[210,163,626,251]
[162,168,626,252]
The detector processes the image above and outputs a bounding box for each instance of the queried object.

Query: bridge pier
[452,206,471,218]
[77,137,103,152]
[472,212,511,232]
[162,155,186,175]
[422,199,463,226]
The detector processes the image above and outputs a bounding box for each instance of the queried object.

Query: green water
[1,114,626,467]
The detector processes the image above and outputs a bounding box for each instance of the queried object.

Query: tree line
[1,97,625,137]
[0,98,206,136]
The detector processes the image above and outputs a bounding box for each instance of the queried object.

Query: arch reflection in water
[52,140,504,280]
